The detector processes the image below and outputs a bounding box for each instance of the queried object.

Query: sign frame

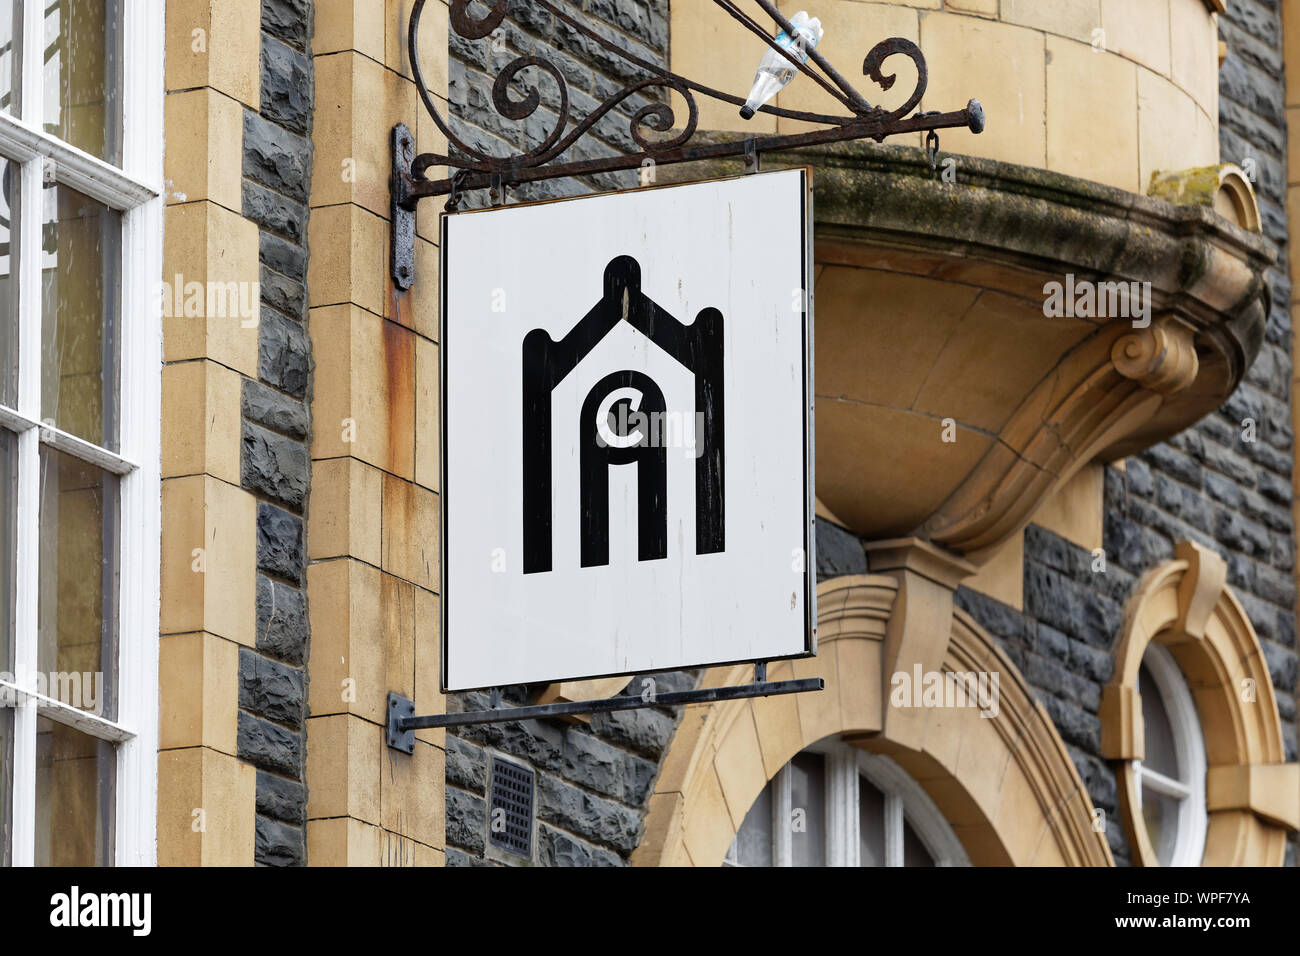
[438,168,817,694]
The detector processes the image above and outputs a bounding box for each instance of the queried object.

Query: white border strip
[113,0,164,868]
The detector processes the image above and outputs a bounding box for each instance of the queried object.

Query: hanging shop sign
[440,168,814,691]
[385,0,985,740]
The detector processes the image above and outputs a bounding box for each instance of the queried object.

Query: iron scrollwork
[391,0,985,288]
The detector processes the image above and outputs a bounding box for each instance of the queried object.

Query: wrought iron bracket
[391,125,417,290]
[389,0,985,289]
[384,671,824,746]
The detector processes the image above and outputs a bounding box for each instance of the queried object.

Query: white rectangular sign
[441,168,814,691]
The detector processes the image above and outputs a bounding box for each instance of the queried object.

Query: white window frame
[724,738,970,867]
[1,0,162,866]
[1133,642,1207,868]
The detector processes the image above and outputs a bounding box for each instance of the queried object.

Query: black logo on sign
[522,255,724,574]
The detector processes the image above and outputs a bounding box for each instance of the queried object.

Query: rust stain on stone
[383,317,416,478]
[390,283,412,330]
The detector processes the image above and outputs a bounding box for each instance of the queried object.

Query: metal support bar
[385,676,824,748]
[389,98,982,286]
[404,102,981,204]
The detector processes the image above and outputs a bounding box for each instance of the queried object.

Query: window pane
[903,817,935,867]
[0,158,16,408]
[0,428,12,671]
[1139,662,1179,779]
[731,778,774,866]
[37,446,117,719]
[43,0,122,164]
[41,182,121,450]
[35,715,114,866]
[789,751,825,866]
[0,1,18,117]
[858,774,885,866]
[1142,785,1179,867]
[0,707,10,865]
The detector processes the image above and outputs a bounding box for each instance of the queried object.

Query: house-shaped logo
[521,255,725,574]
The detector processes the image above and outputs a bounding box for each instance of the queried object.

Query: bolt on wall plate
[387,693,415,754]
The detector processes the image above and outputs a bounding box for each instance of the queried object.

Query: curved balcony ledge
[682,142,1274,562]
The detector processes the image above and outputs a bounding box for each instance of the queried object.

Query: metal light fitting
[390,0,985,289]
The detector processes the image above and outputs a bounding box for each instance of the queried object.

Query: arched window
[1101,542,1297,867]
[1134,643,1207,866]
[723,737,969,867]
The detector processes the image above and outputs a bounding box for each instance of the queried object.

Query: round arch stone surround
[1101,540,1299,866]
[633,573,1113,866]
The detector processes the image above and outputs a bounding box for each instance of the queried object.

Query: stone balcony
[683,142,1273,565]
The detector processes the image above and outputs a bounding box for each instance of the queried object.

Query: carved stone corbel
[862,538,976,752]
[1110,316,1199,395]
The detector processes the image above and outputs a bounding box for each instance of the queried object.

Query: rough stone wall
[443,0,1298,868]
[1217,0,1299,772]
[445,681,689,866]
[234,0,315,867]
[958,0,1299,867]
[444,1,682,864]
[448,0,670,204]
[956,532,1135,864]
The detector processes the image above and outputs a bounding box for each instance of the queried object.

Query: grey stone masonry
[960,0,1298,868]
[447,0,670,206]
[444,0,1300,868]
[956,530,1134,865]
[1197,0,1295,866]
[236,0,316,867]
[444,677,693,866]
[444,0,679,868]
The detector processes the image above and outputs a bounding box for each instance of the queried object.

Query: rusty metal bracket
[390,124,417,291]
[385,671,824,743]
[390,0,986,287]
[444,167,471,213]
[488,171,506,206]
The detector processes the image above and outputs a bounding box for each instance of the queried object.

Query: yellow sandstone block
[165,0,261,108]
[161,201,260,377]
[157,747,256,866]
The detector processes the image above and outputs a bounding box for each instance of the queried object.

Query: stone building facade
[156,0,317,866]
[440,0,1300,867]
[3,0,1297,869]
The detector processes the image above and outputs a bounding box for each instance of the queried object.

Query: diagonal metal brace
[385,675,824,751]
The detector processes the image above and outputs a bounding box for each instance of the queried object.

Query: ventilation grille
[488,756,535,858]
